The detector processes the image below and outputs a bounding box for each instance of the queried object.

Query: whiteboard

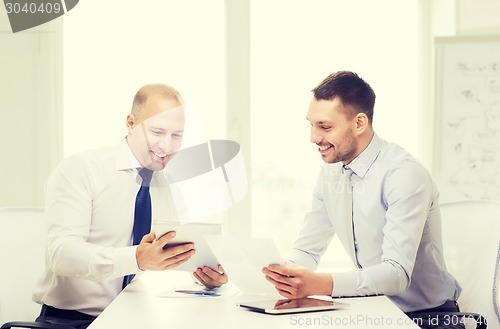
[435,36,500,202]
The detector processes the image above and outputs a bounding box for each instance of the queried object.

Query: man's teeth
[153,151,167,158]
[319,145,332,151]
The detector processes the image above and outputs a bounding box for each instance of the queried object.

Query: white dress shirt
[32,139,178,316]
[286,133,461,313]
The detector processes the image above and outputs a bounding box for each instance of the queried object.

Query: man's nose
[158,135,174,153]
[310,127,323,144]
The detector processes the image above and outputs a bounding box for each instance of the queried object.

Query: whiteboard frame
[434,35,500,202]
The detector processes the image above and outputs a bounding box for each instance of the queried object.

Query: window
[63,0,226,156]
[250,0,419,269]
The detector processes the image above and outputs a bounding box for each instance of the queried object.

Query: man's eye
[172,134,183,139]
[320,126,331,130]
[151,131,164,136]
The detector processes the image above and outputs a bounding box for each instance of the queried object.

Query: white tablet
[204,235,284,295]
[237,297,348,315]
[152,221,221,272]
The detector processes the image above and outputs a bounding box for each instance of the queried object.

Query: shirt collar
[347,132,383,178]
[115,138,141,171]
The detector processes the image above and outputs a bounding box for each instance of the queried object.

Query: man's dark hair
[312,71,375,123]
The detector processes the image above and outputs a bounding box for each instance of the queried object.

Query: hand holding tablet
[135,230,196,271]
[152,221,222,272]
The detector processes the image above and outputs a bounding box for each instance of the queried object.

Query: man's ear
[126,114,136,132]
[354,113,369,135]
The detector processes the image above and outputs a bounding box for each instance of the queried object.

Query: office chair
[0,208,75,329]
[411,200,500,329]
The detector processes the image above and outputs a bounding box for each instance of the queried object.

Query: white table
[88,271,420,329]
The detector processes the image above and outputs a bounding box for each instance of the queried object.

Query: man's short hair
[312,71,375,123]
[131,84,184,122]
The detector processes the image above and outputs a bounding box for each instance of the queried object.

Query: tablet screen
[238,297,348,315]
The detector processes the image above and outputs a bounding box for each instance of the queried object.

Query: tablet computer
[204,235,283,295]
[152,221,221,272]
[237,297,348,315]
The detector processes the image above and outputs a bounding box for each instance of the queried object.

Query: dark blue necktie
[123,168,154,289]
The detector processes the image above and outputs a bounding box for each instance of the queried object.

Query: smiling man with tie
[33,84,227,329]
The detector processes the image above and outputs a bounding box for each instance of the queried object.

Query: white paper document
[204,235,284,296]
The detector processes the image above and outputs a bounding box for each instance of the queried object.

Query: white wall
[62,0,226,156]
[457,0,500,35]
[0,14,62,208]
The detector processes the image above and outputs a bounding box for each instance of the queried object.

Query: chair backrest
[0,208,45,324]
[440,200,500,329]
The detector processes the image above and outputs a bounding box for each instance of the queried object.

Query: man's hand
[262,262,333,299]
[193,264,228,289]
[136,231,195,270]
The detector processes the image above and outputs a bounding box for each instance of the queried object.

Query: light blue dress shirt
[287,133,461,312]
